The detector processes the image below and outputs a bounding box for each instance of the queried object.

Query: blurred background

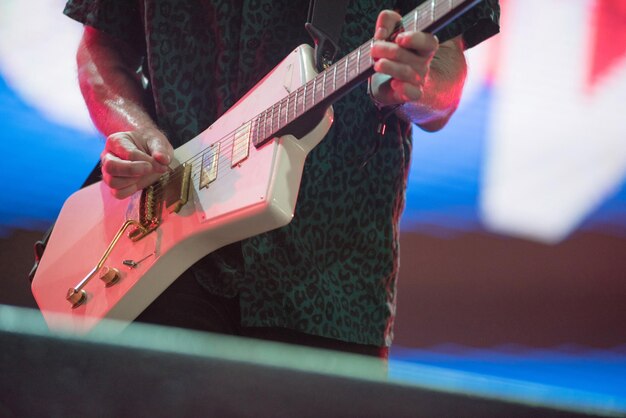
[1,0,625,411]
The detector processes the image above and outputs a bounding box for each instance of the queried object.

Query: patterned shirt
[64,0,499,346]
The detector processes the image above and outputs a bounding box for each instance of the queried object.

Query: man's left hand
[369,10,439,107]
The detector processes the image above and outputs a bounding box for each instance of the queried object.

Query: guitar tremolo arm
[66,219,148,308]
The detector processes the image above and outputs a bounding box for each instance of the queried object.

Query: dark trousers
[135,270,388,359]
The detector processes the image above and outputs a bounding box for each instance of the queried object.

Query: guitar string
[142,0,457,200]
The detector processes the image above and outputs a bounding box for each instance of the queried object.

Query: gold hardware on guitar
[98,266,121,287]
[65,220,148,308]
[128,163,192,241]
[64,164,193,308]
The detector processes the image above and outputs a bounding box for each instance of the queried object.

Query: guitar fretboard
[250,0,479,148]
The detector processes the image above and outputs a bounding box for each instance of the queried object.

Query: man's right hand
[100,128,173,199]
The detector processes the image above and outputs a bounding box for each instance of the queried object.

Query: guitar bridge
[129,163,192,241]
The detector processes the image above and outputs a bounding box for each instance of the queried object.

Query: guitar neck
[251,0,481,148]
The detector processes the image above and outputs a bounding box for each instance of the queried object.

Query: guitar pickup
[231,122,251,167]
[200,143,220,189]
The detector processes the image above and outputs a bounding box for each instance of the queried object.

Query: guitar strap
[306,0,350,71]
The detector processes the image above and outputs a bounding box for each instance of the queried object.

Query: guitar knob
[66,288,87,308]
[99,267,121,287]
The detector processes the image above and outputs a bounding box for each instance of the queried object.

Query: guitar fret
[298,87,303,115]
[437,0,445,21]
[431,0,435,22]
[260,110,265,141]
[275,102,278,131]
[361,43,370,69]
[336,60,342,89]
[307,81,312,109]
[278,98,283,129]
[257,112,264,145]
[288,92,294,123]
[266,108,271,137]
[293,87,300,116]
[264,109,270,140]
[282,97,288,126]
[347,51,357,81]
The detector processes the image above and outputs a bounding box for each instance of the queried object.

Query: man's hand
[101,128,173,199]
[368,10,467,131]
[369,10,439,107]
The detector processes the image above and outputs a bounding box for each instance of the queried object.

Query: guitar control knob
[66,288,87,308]
[99,267,121,287]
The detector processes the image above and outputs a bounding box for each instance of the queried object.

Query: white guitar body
[31,44,332,333]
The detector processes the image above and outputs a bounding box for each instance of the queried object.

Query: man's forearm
[77,27,159,137]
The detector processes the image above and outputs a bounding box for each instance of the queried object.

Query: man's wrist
[367,76,401,113]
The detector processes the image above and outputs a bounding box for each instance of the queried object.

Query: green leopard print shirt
[64,0,499,346]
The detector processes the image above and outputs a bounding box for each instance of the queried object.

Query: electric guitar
[32,0,481,333]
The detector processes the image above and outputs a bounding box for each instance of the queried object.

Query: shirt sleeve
[396,0,500,49]
[63,0,144,51]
